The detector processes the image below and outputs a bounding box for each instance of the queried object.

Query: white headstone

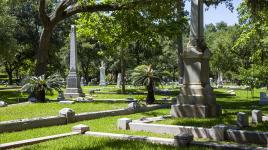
[217,72,223,88]
[99,62,106,86]
[117,73,122,87]
[252,110,262,124]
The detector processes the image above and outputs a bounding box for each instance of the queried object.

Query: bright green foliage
[20,74,65,101]
[205,22,241,79]
[131,65,164,104]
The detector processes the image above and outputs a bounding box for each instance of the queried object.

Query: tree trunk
[7,72,13,85]
[120,48,126,93]
[35,89,46,102]
[35,27,53,76]
[146,79,155,104]
[177,0,184,84]
[4,63,14,85]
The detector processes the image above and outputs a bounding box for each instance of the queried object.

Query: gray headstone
[0,101,7,107]
[128,102,139,110]
[76,97,84,101]
[174,133,193,146]
[64,25,85,98]
[252,110,262,124]
[59,108,75,123]
[237,112,249,128]
[117,118,132,130]
[80,77,85,86]
[72,124,89,134]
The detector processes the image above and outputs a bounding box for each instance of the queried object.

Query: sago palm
[131,65,162,104]
[21,74,65,102]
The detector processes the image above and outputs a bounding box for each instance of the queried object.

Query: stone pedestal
[64,25,84,98]
[170,0,221,118]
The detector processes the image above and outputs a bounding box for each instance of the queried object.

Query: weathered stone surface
[116,73,122,87]
[117,118,132,130]
[128,102,140,110]
[57,91,65,101]
[171,104,221,118]
[0,101,7,107]
[64,25,85,98]
[0,116,66,133]
[211,124,227,141]
[76,97,84,101]
[226,129,268,145]
[259,92,268,105]
[0,132,79,149]
[171,0,221,118]
[237,112,249,128]
[252,110,262,124]
[99,62,106,86]
[174,133,193,146]
[129,122,213,139]
[59,108,75,123]
[72,124,89,133]
[59,101,75,104]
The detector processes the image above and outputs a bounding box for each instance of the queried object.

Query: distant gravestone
[0,101,7,107]
[209,78,213,85]
[57,91,65,101]
[99,61,106,86]
[116,73,122,87]
[217,72,223,88]
[80,77,86,86]
[237,112,249,128]
[259,92,268,105]
[252,110,262,124]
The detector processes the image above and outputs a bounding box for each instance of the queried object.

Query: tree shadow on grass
[168,112,236,128]
[62,138,205,150]
[140,111,168,117]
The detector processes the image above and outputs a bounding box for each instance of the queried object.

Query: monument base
[99,82,107,86]
[170,103,221,118]
[64,88,85,99]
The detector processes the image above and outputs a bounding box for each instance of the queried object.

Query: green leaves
[20,74,65,95]
[130,64,163,86]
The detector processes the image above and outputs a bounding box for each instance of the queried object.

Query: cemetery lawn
[18,135,211,150]
[0,102,127,122]
[156,88,268,131]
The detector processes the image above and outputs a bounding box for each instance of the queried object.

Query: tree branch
[39,0,50,27]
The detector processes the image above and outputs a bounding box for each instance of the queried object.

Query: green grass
[0,88,28,104]
[156,88,268,131]
[0,109,172,144]
[0,102,127,122]
[17,135,211,150]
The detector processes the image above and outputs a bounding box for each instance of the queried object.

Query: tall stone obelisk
[64,25,85,98]
[171,0,221,118]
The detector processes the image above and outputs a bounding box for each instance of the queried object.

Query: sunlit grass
[17,135,211,150]
[0,102,127,122]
